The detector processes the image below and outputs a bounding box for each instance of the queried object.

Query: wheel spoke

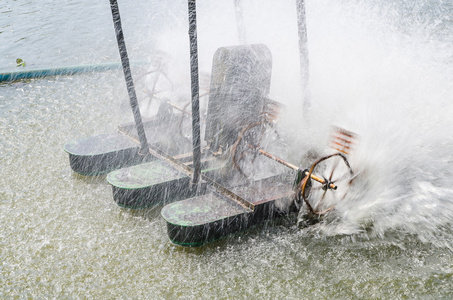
[331,171,352,184]
[341,190,349,201]
[315,190,327,210]
[302,152,354,215]
[331,189,339,202]
[328,157,340,181]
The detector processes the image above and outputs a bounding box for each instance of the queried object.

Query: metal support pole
[188,0,202,185]
[109,0,149,155]
[296,0,311,113]
[234,0,247,44]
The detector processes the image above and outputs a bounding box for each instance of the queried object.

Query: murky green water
[1,0,452,298]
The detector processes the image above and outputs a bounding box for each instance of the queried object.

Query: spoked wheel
[231,121,282,178]
[296,153,354,215]
[231,122,264,176]
[230,101,284,177]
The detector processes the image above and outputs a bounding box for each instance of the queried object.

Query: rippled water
[1,0,452,298]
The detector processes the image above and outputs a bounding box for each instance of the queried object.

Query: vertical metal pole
[109,0,149,155]
[296,0,311,113]
[188,0,202,185]
[234,0,247,44]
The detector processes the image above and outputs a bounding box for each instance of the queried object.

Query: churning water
[1,0,452,298]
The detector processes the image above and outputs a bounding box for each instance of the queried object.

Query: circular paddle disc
[297,153,354,215]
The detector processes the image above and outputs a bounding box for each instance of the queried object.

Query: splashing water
[1,0,453,298]
[140,0,453,246]
[149,0,452,243]
[291,0,453,247]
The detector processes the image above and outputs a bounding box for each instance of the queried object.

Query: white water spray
[295,0,453,244]
[140,0,452,244]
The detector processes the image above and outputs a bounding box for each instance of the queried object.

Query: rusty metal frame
[118,125,255,211]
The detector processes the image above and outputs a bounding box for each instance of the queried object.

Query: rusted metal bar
[167,102,191,116]
[257,148,299,170]
[329,126,358,155]
[202,176,255,211]
[256,147,337,190]
[309,173,336,190]
[118,125,255,211]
